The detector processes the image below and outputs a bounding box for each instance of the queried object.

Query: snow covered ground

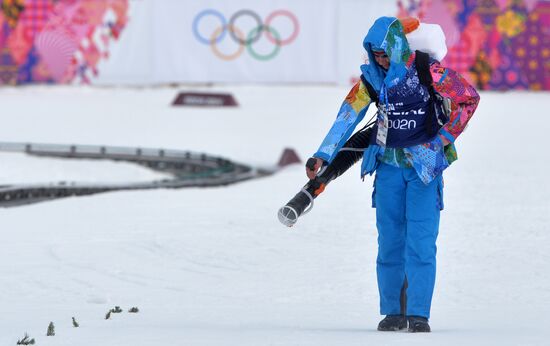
[0,85,549,345]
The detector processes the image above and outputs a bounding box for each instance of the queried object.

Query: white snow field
[0,86,549,345]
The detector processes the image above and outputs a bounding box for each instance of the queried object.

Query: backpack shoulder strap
[360,74,379,105]
[416,50,443,136]
[415,50,433,89]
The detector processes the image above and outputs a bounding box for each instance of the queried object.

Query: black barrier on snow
[0,142,273,208]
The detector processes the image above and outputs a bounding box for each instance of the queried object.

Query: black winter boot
[377,315,407,331]
[407,316,431,333]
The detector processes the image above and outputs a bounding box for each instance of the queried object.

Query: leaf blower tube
[278,126,373,227]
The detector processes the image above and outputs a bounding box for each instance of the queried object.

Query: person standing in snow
[305,17,480,332]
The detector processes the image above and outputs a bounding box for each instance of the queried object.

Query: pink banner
[0,0,128,85]
[398,0,550,90]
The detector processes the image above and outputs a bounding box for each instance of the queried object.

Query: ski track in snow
[0,86,549,345]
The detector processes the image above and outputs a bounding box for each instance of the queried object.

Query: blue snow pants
[373,162,443,319]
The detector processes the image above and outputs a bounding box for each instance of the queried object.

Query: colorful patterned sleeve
[430,62,480,145]
[313,81,372,163]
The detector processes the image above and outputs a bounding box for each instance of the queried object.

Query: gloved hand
[305,157,324,180]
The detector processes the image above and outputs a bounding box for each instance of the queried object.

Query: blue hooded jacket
[360,16,412,94]
[313,16,455,184]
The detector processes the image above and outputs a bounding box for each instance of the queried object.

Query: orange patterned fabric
[345,80,371,114]
[399,17,420,34]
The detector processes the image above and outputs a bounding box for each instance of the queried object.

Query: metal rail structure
[0,142,275,207]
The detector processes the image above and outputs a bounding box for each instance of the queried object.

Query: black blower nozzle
[278,127,372,227]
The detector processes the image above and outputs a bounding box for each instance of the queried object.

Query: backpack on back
[360,50,450,139]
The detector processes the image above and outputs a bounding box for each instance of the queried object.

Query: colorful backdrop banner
[1,0,549,90]
[397,0,550,90]
[0,0,129,85]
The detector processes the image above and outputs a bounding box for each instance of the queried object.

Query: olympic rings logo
[192,9,300,61]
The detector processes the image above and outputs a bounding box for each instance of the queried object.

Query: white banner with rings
[148,0,337,84]
[93,0,388,85]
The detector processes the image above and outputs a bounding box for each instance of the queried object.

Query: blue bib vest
[368,64,438,148]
